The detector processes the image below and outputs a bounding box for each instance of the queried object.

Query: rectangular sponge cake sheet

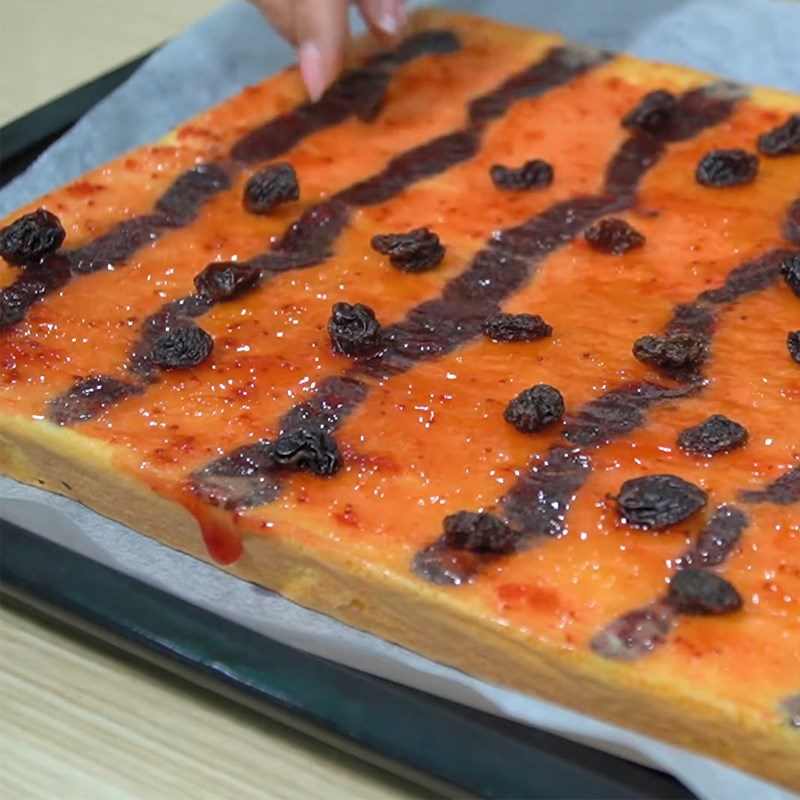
[1,8,799,788]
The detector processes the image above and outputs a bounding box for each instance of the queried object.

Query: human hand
[251,0,406,102]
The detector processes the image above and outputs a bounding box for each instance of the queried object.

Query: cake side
[2,414,798,789]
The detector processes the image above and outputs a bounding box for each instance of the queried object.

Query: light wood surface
[0,0,222,125]
[0,2,430,797]
[0,603,436,799]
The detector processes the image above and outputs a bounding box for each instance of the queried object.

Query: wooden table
[0,3,431,797]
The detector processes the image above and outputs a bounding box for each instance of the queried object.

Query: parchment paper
[1,2,799,798]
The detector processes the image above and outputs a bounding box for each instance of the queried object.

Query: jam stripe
[49,46,613,421]
[781,694,800,728]
[591,466,800,661]
[739,464,800,505]
[188,83,744,513]
[0,31,461,330]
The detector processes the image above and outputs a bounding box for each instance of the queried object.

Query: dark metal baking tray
[0,52,695,800]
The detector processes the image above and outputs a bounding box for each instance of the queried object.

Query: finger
[250,0,297,44]
[357,0,406,41]
[294,0,351,102]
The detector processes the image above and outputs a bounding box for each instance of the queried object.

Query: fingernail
[299,40,326,102]
[372,0,405,37]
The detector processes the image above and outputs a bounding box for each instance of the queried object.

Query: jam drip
[0,31,461,330]
[50,46,610,422]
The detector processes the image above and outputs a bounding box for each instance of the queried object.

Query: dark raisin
[615,474,708,530]
[151,324,214,369]
[482,312,552,342]
[789,331,800,364]
[194,261,260,301]
[584,217,645,254]
[621,90,677,134]
[504,384,565,433]
[677,414,748,456]
[328,302,382,358]
[633,332,707,374]
[781,252,800,298]
[696,149,759,188]
[0,208,65,266]
[243,163,299,215]
[268,427,341,477]
[490,159,553,191]
[442,511,517,554]
[667,567,742,615]
[757,114,800,157]
[370,227,445,273]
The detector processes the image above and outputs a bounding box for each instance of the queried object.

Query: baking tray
[0,54,696,800]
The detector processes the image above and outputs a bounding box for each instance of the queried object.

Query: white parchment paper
[1,2,798,797]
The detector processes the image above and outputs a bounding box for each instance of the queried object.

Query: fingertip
[299,40,327,102]
[359,0,406,39]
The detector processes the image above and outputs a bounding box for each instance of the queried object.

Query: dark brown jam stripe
[784,198,800,246]
[51,46,610,421]
[562,381,696,447]
[673,504,748,569]
[231,30,459,163]
[781,694,800,728]
[590,602,677,661]
[0,31,461,331]
[191,375,368,508]
[188,82,743,516]
[48,376,144,426]
[593,469,800,661]
[739,465,800,505]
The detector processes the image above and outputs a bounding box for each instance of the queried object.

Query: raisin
[370,227,445,273]
[482,312,552,342]
[504,384,565,433]
[695,149,759,188]
[0,208,65,266]
[621,90,677,134]
[442,511,517,554]
[667,567,742,615]
[584,217,645,254]
[615,474,707,530]
[789,331,800,364]
[633,332,707,375]
[268,427,341,477]
[781,252,800,298]
[243,163,299,215]
[677,414,748,456]
[757,114,800,157]
[490,159,553,191]
[194,261,260,301]
[151,324,214,369]
[328,302,383,358]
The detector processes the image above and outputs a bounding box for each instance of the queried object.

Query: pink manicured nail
[366,0,405,38]
[299,40,326,102]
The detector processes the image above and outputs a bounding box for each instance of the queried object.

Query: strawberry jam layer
[1,13,799,730]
